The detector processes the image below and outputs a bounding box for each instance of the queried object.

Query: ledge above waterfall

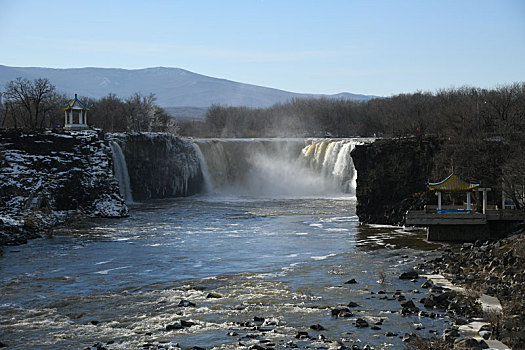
[108,133,204,201]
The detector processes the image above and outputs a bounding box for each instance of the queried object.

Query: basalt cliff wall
[351,137,514,226]
[0,131,205,246]
[109,133,203,201]
[351,137,441,225]
[0,130,128,245]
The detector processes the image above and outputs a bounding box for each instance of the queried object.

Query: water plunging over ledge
[1,136,448,349]
[193,138,361,198]
[109,141,134,204]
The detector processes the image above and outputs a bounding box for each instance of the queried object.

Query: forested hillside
[179,83,525,139]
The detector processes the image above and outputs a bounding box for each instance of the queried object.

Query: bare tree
[125,92,156,132]
[3,77,57,129]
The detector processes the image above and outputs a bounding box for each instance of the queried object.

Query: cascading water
[109,141,134,204]
[191,143,213,194]
[302,139,357,193]
[193,138,360,198]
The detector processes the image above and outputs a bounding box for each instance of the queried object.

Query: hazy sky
[1,0,524,96]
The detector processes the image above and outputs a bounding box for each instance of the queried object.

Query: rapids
[0,138,448,349]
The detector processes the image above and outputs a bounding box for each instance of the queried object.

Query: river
[0,196,447,349]
[0,138,448,349]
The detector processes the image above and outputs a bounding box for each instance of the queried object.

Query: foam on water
[193,138,361,199]
[0,196,446,349]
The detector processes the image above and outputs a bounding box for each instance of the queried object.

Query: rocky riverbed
[417,229,525,349]
[76,269,489,350]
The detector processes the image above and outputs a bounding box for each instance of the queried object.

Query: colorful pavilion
[427,173,490,214]
[407,174,523,242]
[60,94,93,130]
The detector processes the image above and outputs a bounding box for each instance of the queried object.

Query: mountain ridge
[0,65,377,108]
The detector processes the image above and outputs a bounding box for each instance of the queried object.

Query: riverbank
[417,229,525,349]
[0,130,128,246]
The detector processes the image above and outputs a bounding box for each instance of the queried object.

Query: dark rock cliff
[110,133,203,201]
[351,137,441,225]
[0,130,128,245]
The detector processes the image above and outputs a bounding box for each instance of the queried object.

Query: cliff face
[0,130,128,245]
[351,138,441,225]
[110,133,203,201]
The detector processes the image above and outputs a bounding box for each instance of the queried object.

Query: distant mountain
[0,65,377,109]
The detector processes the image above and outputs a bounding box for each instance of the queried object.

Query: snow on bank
[0,130,128,245]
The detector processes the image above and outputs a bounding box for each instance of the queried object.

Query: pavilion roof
[59,94,93,111]
[427,173,480,192]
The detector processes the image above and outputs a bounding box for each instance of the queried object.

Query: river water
[1,138,449,349]
[0,195,447,349]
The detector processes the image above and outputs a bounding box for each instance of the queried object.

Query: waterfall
[110,141,134,204]
[301,139,357,193]
[192,143,213,194]
[193,138,360,198]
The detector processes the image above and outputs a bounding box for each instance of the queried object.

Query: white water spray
[110,141,134,203]
[302,140,357,193]
[193,138,360,198]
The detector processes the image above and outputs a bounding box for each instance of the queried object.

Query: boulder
[295,331,310,339]
[206,292,222,299]
[399,271,419,280]
[355,318,369,328]
[309,324,325,331]
[177,299,196,307]
[453,337,488,349]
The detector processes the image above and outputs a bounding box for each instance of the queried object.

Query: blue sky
[0,0,524,96]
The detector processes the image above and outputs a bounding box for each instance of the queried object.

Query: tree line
[178,83,525,140]
[0,77,175,133]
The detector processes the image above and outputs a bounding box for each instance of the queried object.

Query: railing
[436,208,471,214]
[424,204,499,214]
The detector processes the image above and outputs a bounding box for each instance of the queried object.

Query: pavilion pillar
[64,111,67,126]
[466,191,471,211]
[483,190,487,214]
[437,191,442,211]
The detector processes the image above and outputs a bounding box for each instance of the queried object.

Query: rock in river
[355,318,369,328]
[399,271,419,280]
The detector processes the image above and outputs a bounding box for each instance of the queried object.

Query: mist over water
[193,138,359,198]
[0,137,447,349]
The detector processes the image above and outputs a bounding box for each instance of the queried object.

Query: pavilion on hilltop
[60,94,92,130]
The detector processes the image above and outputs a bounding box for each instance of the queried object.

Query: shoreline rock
[417,230,525,348]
